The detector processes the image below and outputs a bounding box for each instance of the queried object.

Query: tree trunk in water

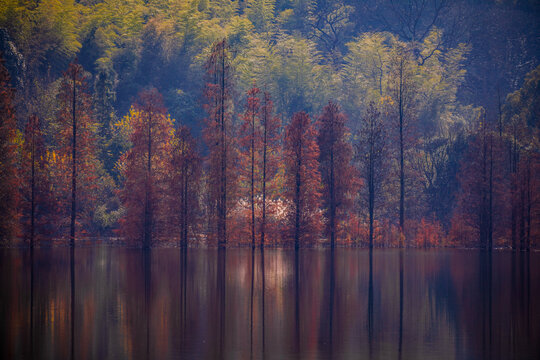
[70,246,75,360]
[398,249,404,360]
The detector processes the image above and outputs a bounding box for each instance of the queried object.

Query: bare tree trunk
[144,112,152,249]
[261,102,267,248]
[398,60,405,247]
[70,71,77,248]
[251,109,255,249]
[368,138,374,249]
[182,160,188,248]
[30,126,35,248]
[219,44,227,247]
[488,133,493,251]
[525,156,531,251]
[295,135,302,250]
[329,149,335,249]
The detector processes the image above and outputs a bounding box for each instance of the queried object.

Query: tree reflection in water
[0,248,538,359]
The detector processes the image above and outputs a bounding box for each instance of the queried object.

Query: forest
[0,0,539,249]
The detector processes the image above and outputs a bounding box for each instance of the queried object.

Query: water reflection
[0,248,539,359]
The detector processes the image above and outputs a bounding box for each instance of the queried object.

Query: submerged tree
[55,62,98,245]
[118,88,174,247]
[284,111,322,248]
[203,39,237,246]
[317,101,355,247]
[170,125,202,247]
[0,54,19,243]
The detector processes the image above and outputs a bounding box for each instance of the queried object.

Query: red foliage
[450,112,508,248]
[54,62,98,242]
[0,55,19,243]
[513,149,540,250]
[20,115,58,244]
[259,91,282,246]
[414,218,444,248]
[317,101,356,247]
[203,39,238,246]
[284,111,323,247]
[238,86,261,246]
[118,88,174,247]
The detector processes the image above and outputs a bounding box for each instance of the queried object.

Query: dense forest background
[0,0,539,248]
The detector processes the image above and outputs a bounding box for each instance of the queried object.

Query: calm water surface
[1,247,539,360]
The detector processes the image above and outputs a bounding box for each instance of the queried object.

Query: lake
[1,247,538,359]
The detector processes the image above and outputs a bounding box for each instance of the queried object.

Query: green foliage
[503,65,540,129]
[246,0,275,33]
[343,29,469,135]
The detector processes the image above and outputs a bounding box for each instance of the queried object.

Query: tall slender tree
[259,91,281,247]
[171,125,202,247]
[20,115,56,245]
[317,101,355,248]
[389,47,417,246]
[56,62,98,245]
[356,102,388,248]
[203,39,237,246]
[239,86,261,248]
[118,88,174,247]
[284,111,322,248]
[0,54,19,243]
[451,110,496,249]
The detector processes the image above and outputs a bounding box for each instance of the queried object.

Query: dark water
[1,248,539,360]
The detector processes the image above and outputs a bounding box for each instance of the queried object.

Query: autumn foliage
[0,55,19,242]
[118,89,174,247]
[284,111,323,248]
[20,115,56,244]
[170,125,202,247]
[1,37,539,250]
[203,39,238,246]
[318,101,356,247]
[54,62,99,243]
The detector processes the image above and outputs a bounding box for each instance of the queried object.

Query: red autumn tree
[259,91,282,246]
[0,54,19,243]
[284,111,323,248]
[509,133,540,251]
[415,218,444,248]
[118,88,174,248]
[170,125,202,247]
[55,62,98,245]
[203,39,238,246]
[239,85,261,247]
[20,115,57,245]
[450,110,498,249]
[317,101,355,248]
